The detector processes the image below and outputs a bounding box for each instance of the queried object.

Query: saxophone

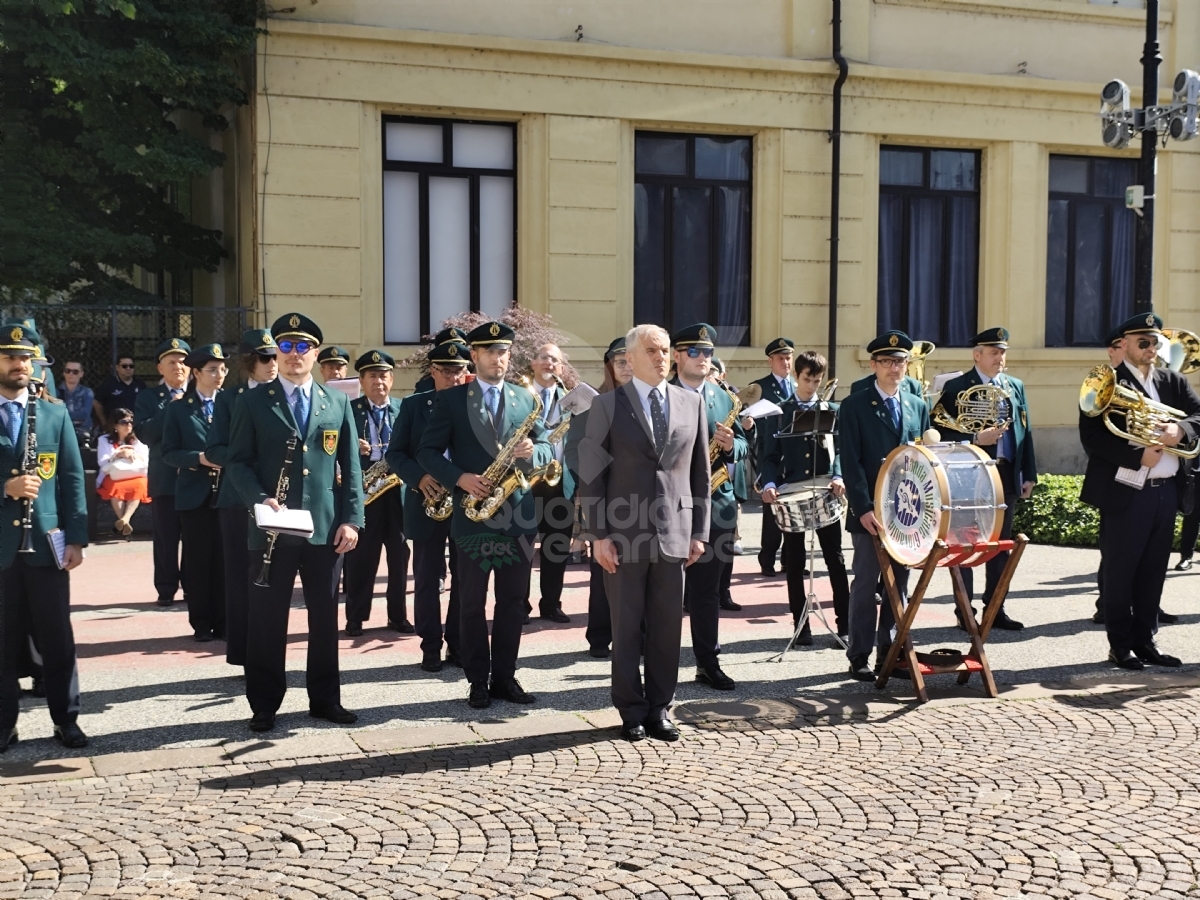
[422,482,454,521]
[708,379,742,494]
[462,377,545,522]
[526,376,568,492]
[363,460,402,506]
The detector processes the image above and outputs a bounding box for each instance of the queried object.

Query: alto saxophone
[363,459,402,506]
[422,481,454,521]
[708,378,742,494]
[462,377,544,523]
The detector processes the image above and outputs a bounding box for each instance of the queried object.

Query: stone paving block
[471,713,594,742]
[223,732,361,763]
[91,745,227,777]
[578,708,623,730]
[352,724,476,753]
[1067,671,1200,694]
[0,757,94,784]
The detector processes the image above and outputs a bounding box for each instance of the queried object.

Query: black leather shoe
[991,611,1024,631]
[194,629,214,643]
[695,666,736,691]
[539,608,571,624]
[955,608,978,632]
[53,723,88,749]
[30,677,45,698]
[468,682,491,709]
[1108,648,1144,670]
[719,596,742,611]
[1133,643,1182,667]
[521,613,531,625]
[345,622,363,637]
[644,719,680,742]
[588,645,611,659]
[1092,608,1106,625]
[0,727,17,753]
[212,628,226,641]
[388,618,416,634]
[249,711,276,732]
[1158,610,1179,625]
[310,704,358,725]
[793,627,813,647]
[849,657,874,681]
[420,652,443,673]
[156,596,174,607]
[876,664,909,681]
[1176,558,1194,572]
[445,648,463,668]
[759,567,777,577]
[489,678,535,704]
[620,723,646,742]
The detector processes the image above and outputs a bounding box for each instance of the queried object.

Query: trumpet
[1080,364,1200,459]
[932,382,1011,435]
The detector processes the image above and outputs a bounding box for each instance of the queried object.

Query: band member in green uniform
[745,338,796,577]
[317,346,350,384]
[0,323,89,751]
[134,338,191,606]
[414,327,470,394]
[386,339,470,671]
[417,321,552,710]
[162,343,229,642]
[205,329,278,667]
[226,313,364,732]
[345,350,410,636]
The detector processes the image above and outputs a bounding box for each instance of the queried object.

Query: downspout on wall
[828,0,849,379]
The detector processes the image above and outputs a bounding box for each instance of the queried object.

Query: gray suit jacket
[578,381,711,562]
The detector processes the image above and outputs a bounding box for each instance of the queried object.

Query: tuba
[1080,364,1200,459]
[932,381,1011,435]
[1159,328,1200,375]
[708,379,743,494]
[462,377,545,522]
[907,340,936,399]
[363,460,402,506]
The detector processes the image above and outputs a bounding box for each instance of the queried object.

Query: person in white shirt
[96,408,150,536]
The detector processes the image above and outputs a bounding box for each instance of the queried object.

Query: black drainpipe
[828,0,848,379]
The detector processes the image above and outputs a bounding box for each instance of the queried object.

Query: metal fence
[0,304,253,390]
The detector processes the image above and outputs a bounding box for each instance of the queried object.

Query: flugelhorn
[1079,364,1200,459]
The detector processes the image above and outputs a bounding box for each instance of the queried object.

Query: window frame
[633,130,753,345]
[381,115,518,342]
[876,145,982,347]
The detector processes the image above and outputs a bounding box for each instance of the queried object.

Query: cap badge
[10,327,22,343]
[489,322,500,337]
[371,351,381,363]
[1146,314,1155,327]
[170,338,180,350]
[448,344,458,357]
[888,335,899,347]
[699,326,709,341]
[289,314,300,328]
[263,335,274,346]
[998,328,1008,341]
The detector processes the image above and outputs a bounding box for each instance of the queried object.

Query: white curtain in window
[453,123,513,170]
[479,176,514,318]
[383,171,420,344]
[428,177,471,332]
[386,123,443,163]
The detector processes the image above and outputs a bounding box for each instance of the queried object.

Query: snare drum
[771,477,847,533]
[874,442,1004,566]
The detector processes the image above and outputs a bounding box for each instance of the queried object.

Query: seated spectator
[59,359,95,446]
[97,408,151,537]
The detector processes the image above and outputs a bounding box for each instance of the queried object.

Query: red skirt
[97,476,151,503]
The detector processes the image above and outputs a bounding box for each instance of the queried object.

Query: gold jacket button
[10,469,17,475]
[12,520,19,527]
[303,468,310,476]
[302,445,308,452]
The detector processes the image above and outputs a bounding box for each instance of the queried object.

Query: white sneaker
[732,541,744,555]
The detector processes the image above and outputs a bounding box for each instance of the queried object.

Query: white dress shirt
[630,375,670,432]
[1126,366,1180,480]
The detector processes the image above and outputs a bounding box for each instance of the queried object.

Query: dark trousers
[685,530,734,671]
[151,494,183,601]
[220,507,250,665]
[605,551,685,726]
[962,461,1018,609]
[848,531,911,664]
[784,521,850,634]
[758,503,783,571]
[344,487,409,626]
[585,556,612,651]
[1180,501,1200,561]
[1101,481,1177,654]
[245,540,341,716]
[179,503,225,636]
[534,491,575,614]
[0,560,80,732]
[455,534,533,685]
[413,519,461,656]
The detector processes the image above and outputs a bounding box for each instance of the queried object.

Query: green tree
[1,0,258,304]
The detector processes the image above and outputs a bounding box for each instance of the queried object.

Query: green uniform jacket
[416,380,552,538]
[226,381,365,551]
[351,395,403,478]
[386,389,441,542]
[0,397,88,568]
[134,383,184,497]
[850,373,924,398]
[161,389,221,512]
[931,368,1037,490]
[760,398,843,488]
[205,382,258,509]
[670,378,748,534]
[836,385,930,535]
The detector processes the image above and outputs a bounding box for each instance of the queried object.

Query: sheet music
[324,378,361,400]
[253,504,316,538]
[1114,465,1147,490]
[741,398,784,420]
[46,528,68,569]
[559,383,599,416]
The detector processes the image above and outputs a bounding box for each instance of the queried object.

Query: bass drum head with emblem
[874,442,1002,567]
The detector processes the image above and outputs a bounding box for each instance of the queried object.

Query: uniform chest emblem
[36,453,56,480]
[322,430,338,455]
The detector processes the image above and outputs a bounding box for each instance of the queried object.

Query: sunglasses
[64,368,81,374]
[1135,338,1157,350]
[254,353,276,364]
[117,418,133,425]
[685,347,714,358]
[277,340,313,355]
[118,363,134,369]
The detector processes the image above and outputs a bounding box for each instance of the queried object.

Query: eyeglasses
[118,363,134,369]
[277,340,313,355]
[873,357,909,369]
[431,364,467,376]
[64,368,81,375]
[685,347,714,358]
[117,418,133,425]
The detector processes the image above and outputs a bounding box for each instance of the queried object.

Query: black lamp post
[1133,0,1160,315]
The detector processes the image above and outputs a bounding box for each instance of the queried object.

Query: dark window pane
[1072,203,1106,345]
[930,151,977,191]
[1045,199,1069,347]
[695,137,751,181]
[1049,156,1088,194]
[1094,158,1135,199]
[672,186,712,329]
[634,183,667,327]
[880,149,924,186]
[907,197,944,341]
[945,196,979,345]
[636,136,687,176]
[1109,206,1136,327]
[714,186,750,341]
[877,193,904,333]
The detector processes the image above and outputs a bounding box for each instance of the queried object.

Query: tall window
[877,147,980,346]
[1045,156,1136,347]
[634,133,751,343]
[382,117,516,344]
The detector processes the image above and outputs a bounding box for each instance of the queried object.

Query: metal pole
[828,0,849,378]
[1134,0,1160,314]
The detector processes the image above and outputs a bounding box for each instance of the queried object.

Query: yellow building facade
[243,0,1200,472]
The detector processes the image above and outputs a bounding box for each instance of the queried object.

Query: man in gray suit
[579,324,710,743]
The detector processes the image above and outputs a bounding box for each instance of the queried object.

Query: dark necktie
[648,387,667,454]
[201,397,214,423]
[885,395,900,428]
[372,406,391,447]
[291,388,309,434]
[488,386,504,435]
[3,404,20,445]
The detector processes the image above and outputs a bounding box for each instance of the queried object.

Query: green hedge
[1011,474,1189,550]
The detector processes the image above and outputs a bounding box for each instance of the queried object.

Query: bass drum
[771,477,846,534]
[874,442,1004,567]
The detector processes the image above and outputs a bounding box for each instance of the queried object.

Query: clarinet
[18,384,38,554]
[254,435,298,587]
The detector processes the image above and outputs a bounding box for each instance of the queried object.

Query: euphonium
[708,378,742,494]
[363,459,402,506]
[462,377,544,522]
[908,340,936,398]
[931,382,1012,435]
[1079,364,1200,459]
[1159,328,1200,375]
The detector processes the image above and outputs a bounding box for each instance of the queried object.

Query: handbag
[103,454,147,481]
